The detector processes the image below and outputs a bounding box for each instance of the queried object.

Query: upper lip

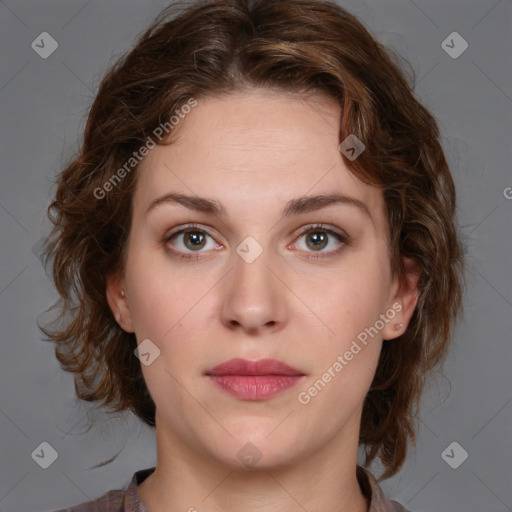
[205,358,305,376]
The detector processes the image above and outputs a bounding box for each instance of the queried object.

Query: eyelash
[163,223,349,261]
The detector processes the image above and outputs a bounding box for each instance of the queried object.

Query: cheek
[296,270,386,410]
[124,249,220,389]
[125,256,206,404]
[125,247,204,337]
[298,252,390,337]
[293,251,390,398]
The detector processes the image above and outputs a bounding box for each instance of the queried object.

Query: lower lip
[208,375,305,400]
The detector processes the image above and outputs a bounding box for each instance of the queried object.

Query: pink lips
[205,358,305,400]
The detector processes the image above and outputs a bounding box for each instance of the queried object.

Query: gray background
[0,0,511,511]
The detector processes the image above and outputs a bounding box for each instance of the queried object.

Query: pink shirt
[54,466,409,512]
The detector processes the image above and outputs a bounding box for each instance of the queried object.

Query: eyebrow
[146,192,372,222]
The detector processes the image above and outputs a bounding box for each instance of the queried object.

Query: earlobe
[105,272,135,333]
[382,256,420,341]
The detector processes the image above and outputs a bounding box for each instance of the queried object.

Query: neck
[138,414,369,512]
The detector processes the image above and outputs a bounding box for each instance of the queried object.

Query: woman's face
[108,88,417,469]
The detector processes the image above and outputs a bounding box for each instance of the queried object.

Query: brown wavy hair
[41,0,465,479]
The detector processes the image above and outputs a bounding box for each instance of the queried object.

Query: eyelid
[164,223,222,242]
[164,223,223,251]
[293,223,350,244]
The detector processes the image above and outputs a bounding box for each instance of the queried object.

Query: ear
[382,256,420,341]
[105,271,135,333]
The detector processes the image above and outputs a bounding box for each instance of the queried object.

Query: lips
[205,358,305,401]
[206,358,304,377]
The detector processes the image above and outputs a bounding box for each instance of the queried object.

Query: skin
[106,88,419,512]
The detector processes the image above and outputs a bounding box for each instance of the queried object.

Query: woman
[43,0,465,510]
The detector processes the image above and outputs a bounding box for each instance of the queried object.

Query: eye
[291,224,348,258]
[164,223,349,261]
[164,224,222,258]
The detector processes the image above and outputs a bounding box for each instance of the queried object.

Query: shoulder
[52,489,125,512]
[49,466,155,512]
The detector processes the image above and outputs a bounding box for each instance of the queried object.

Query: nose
[220,243,288,335]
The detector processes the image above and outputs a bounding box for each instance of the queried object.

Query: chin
[208,432,303,471]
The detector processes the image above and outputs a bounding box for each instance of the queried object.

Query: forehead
[133,89,387,230]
